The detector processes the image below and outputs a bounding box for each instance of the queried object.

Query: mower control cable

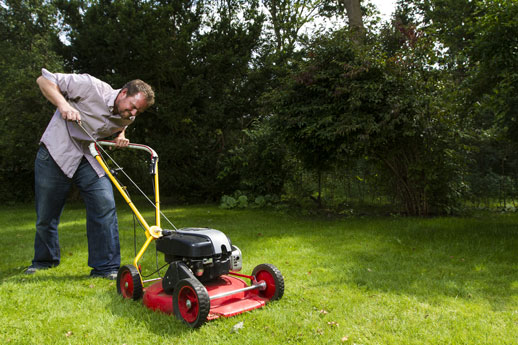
[76,120,178,230]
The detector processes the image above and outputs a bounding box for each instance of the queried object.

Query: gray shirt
[40,68,135,178]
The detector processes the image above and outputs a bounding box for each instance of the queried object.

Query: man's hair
[122,80,155,107]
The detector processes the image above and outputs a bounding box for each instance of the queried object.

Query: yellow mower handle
[88,141,162,269]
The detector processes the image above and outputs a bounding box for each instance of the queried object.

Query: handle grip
[88,140,159,174]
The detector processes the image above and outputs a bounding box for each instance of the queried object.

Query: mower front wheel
[252,263,284,301]
[117,265,143,300]
[173,278,210,328]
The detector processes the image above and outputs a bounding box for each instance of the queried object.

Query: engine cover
[156,227,232,259]
[157,228,242,288]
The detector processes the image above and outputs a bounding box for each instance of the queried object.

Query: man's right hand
[37,75,82,123]
[59,103,81,123]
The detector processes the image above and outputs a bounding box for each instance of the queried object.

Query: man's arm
[37,76,82,122]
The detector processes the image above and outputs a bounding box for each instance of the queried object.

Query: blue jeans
[32,145,120,275]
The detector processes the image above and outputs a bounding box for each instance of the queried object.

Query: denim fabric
[33,145,120,274]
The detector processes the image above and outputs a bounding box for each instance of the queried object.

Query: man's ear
[115,89,127,104]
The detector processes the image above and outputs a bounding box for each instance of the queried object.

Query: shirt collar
[108,88,121,114]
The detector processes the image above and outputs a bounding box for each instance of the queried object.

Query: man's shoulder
[89,75,115,96]
[60,71,113,96]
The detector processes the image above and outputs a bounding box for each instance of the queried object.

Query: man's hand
[59,103,81,122]
[37,76,81,122]
[114,130,130,147]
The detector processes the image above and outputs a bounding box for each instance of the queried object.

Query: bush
[220,191,280,209]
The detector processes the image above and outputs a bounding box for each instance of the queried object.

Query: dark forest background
[2,0,518,216]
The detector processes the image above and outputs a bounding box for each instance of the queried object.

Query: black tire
[173,278,210,328]
[117,265,143,300]
[252,263,284,301]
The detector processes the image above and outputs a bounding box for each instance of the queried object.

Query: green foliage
[405,0,518,212]
[467,1,518,139]
[219,190,281,209]
[268,28,465,215]
[415,0,518,135]
[55,0,266,201]
[218,119,289,197]
[262,0,325,57]
[2,0,518,216]
[220,194,238,209]
[0,0,64,201]
[219,191,250,209]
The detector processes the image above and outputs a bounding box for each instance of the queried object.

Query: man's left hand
[114,131,130,147]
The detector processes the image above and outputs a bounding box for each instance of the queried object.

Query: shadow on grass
[5,273,94,282]
[291,215,518,310]
[2,268,192,335]
[0,267,32,281]
[106,296,192,336]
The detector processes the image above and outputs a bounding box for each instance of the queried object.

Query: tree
[409,0,518,207]
[410,0,518,134]
[270,26,464,214]
[57,0,265,200]
[0,0,63,201]
[262,0,324,57]
[339,0,365,39]
[218,118,290,198]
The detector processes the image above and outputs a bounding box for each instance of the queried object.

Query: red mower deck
[143,274,269,320]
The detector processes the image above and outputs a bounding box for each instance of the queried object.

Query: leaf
[230,321,244,333]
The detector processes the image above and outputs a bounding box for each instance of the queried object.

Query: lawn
[1,201,517,344]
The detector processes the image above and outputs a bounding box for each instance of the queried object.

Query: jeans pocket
[36,145,50,161]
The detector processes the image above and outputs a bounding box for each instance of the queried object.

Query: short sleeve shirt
[40,68,135,178]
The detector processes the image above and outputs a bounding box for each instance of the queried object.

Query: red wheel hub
[255,270,276,299]
[178,285,200,322]
[120,270,134,299]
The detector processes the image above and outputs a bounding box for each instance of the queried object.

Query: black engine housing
[156,228,237,293]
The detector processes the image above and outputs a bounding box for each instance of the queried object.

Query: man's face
[114,89,148,119]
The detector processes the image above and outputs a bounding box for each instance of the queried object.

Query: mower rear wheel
[117,265,143,300]
[252,263,284,301]
[173,278,210,328]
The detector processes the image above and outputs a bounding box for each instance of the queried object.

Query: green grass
[1,201,517,344]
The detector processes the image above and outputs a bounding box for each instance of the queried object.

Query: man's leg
[32,145,71,269]
[74,158,120,276]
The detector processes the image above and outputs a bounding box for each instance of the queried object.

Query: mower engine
[156,228,242,293]
[97,140,285,328]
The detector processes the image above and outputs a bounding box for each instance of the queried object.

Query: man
[26,68,155,279]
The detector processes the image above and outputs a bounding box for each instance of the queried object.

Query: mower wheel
[117,265,143,300]
[252,263,284,301]
[173,278,210,328]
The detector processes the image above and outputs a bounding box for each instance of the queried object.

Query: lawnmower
[86,138,284,328]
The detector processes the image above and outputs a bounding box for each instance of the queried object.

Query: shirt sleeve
[41,68,93,102]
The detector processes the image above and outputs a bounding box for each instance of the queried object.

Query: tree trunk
[317,169,322,208]
[339,0,365,42]
[267,0,284,52]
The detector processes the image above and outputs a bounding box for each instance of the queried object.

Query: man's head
[114,80,155,119]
